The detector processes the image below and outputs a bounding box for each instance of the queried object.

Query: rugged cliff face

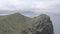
[21,14,54,34]
[0,13,54,34]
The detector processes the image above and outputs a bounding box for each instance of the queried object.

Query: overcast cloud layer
[0,0,60,14]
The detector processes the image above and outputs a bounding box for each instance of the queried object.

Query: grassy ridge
[0,13,33,34]
[0,13,53,34]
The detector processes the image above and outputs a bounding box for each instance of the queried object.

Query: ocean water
[49,14,60,34]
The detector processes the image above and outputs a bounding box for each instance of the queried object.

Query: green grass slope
[0,13,33,34]
[0,13,53,34]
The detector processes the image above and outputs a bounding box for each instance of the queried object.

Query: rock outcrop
[21,14,54,34]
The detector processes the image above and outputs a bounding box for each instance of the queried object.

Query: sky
[0,0,60,14]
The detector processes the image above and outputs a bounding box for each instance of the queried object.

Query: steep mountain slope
[22,14,54,34]
[0,13,54,34]
[0,13,33,34]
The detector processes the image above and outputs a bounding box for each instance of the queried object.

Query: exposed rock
[22,14,54,34]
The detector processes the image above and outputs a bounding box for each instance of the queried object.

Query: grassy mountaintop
[0,13,54,34]
[0,13,33,34]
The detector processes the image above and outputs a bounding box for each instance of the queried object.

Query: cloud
[0,0,59,10]
[0,0,60,14]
